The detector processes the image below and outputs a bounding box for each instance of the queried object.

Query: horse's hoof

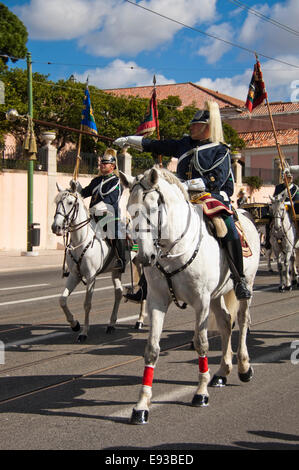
[209,375,227,387]
[285,285,292,291]
[238,366,254,383]
[134,321,143,330]
[130,408,149,425]
[191,394,209,407]
[77,334,87,343]
[106,325,116,334]
[71,321,80,332]
[279,286,285,292]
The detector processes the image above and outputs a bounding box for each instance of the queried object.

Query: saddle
[190,192,252,258]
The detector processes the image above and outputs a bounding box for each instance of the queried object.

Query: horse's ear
[269,196,274,202]
[149,168,159,186]
[56,182,64,192]
[119,171,135,189]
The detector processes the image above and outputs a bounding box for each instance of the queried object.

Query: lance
[255,53,298,234]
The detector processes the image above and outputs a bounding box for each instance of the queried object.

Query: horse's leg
[77,278,96,342]
[267,248,274,272]
[130,298,168,424]
[209,294,234,387]
[135,299,146,330]
[59,273,81,332]
[106,272,123,333]
[192,295,211,407]
[284,250,293,291]
[277,252,285,291]
[237,299,253,382]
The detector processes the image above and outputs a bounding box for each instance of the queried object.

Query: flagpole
[153,75,162,168]
[73,125,82,180]
[255,53,298,232]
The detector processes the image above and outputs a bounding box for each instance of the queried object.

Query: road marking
[3,312,143,348]
[0,283,130,307]
[110,385,195,419]
[0,283,49,292]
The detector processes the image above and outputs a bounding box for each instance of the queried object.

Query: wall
[0,168,275,252]
[0,170,93,251]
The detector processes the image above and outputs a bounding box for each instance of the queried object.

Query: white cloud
[196,70,252,102]
[197,22,234,64]
[79,0,217,57]
[14,0,217,56]
[14,0,114,40]
[239,0,299,57]
[196,54,299,103]
[74,59,175,89]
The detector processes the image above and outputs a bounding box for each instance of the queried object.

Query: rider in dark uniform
[73,148,126,272]
[265,168,299,249]
[114,101,251,300]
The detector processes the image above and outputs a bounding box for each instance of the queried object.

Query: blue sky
[3,0,299,103]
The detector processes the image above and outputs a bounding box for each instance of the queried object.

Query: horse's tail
[208,289,239,335]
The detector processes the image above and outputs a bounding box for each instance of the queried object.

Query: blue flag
[81,87,98,135]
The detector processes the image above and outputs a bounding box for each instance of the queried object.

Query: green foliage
[0,3,28,66]
[223,122,245,151]
[0,65,247,174]
[243,175,263,191]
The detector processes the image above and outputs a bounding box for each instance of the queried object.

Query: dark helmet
[190,109,210,125]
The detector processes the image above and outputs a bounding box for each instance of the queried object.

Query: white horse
[51,183,145,342]
[119,167,260,424]
[269,194,299,291]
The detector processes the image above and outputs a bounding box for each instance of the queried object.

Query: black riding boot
[222,238,251,300]
[124,273,147,303]
[112,239,126,273]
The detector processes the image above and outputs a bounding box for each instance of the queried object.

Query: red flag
[136,88,159,136]
[245,60,267,112]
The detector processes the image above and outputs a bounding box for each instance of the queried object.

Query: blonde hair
[205,101,224,144]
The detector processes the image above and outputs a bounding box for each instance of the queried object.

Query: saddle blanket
[190,193,252,258]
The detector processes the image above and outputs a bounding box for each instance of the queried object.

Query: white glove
[113,136,144,151]
[182,178,206,192]
[289,165,299,173]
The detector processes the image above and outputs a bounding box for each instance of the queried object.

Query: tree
[0,3,28,67]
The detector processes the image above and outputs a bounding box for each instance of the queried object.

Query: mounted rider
[72,148,126,272]
[114,100,251,301]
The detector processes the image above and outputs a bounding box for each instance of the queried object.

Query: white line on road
[0,283,49,292]
[0,283,130,307]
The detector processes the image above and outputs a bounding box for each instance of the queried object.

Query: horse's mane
[153,166,189,201]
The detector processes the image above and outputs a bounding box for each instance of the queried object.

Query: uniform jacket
[142,136,234,202]
[273,182,299,202]
[81,173,122,215]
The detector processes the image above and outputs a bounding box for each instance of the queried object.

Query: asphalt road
[0,259,298,455]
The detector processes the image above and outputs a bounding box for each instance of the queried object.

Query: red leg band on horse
[142,366,154,387]
[198,356,208,373]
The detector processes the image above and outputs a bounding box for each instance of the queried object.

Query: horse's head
[269,194,287,232]
[51,183,80,236]
[120,167,190,266]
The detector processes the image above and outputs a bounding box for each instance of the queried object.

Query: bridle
[130,175,202,309]
[54,191,91,233]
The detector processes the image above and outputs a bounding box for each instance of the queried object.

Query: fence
[1,144,98,174]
